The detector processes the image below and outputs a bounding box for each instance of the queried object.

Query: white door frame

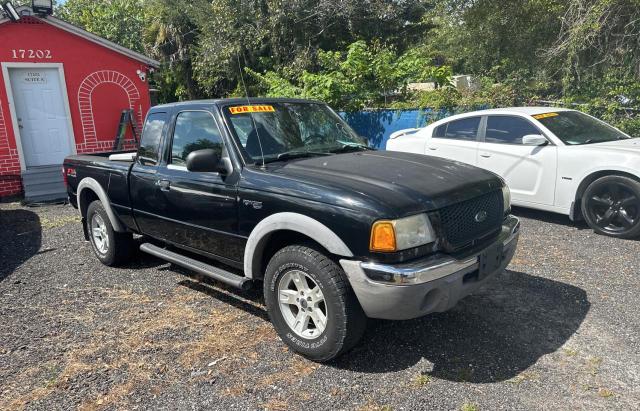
[1,62,77,171]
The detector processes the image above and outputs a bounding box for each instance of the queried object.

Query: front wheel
[264,245,366,362]
[581,175,640,239]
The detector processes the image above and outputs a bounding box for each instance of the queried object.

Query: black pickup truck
[63,98,519,361]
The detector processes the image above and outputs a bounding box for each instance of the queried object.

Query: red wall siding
[0,16,153,198]
[0,92,21,197]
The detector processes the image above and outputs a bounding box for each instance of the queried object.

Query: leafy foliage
[57,0,146,53]
[54,0,640,133]
[247,41,451,110]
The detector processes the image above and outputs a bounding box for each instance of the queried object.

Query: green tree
[56,0,146,53]
[247,41,451,110]
[143,0,208,101]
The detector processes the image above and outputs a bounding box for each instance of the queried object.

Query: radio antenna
[236,50,266,167]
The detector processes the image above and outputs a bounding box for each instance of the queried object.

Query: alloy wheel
[90,213,109,254]
[587,182,639,233]
[277,270,328,339]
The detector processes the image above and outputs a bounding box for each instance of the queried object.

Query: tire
[264,244,366,361]
[581,175,640,239]
[86,200,133,266]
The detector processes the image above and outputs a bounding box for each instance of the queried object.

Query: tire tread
[265,244,366,361]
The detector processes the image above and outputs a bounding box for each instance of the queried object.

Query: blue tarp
[340,108,486,149]
[340,109,449,149]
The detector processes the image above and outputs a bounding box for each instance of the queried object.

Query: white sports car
[386,107,640,238]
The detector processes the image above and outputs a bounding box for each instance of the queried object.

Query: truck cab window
[170,111,224,167]
[138,112,167,166]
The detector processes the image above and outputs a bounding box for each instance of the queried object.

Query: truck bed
[65,151,136,172]
[63,151,137,217]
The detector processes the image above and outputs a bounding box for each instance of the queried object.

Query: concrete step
[23,174,65,187]
[22,166,66,203]
[24,185,67,201]
[24,191,67,203]
[24,181,65,193]
[22,166,62,176]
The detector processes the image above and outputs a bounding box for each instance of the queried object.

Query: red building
[0,6,158,201]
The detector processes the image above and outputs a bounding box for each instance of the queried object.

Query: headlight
[370,214,435,252]
[502,185,511,214]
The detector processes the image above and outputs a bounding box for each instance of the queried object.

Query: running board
[139,243,252,290]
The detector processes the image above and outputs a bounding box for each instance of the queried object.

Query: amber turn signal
[370,221,396,252]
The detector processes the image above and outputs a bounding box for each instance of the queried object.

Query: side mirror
[186,149,230,174]
[522,134,548,146]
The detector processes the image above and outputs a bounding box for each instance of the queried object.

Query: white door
[426,116,481,165]
[8,67,73,168]
[477,115,557,206]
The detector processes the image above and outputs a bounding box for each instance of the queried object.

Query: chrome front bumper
[340,216,520,320]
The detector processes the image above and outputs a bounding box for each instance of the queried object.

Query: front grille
[437,190,503,250]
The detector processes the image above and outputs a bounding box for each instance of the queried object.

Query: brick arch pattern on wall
[77,70,142,153]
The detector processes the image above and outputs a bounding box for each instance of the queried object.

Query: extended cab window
[138,112,166,166]
[485,116,541,144]
[170,111,223,167]
[434,117,480,141]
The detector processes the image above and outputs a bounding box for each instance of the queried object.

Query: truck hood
[260,150,504,217]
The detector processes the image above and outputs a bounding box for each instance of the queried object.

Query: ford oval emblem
[474,210,488,223]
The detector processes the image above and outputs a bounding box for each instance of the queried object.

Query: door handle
[156,179,170,191]
[480,153,491,158]
[428,147,438,151]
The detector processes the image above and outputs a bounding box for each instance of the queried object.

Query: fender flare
[244,212,354,279]
[77,177,126,232]
[576,166,640,190]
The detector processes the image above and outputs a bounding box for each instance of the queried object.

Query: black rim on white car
[277,270,328,339]
[90,213,109,254]
[587,182,639,233]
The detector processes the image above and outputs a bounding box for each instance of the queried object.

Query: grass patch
[357,400,393,411]
[2,286,275,410]
[587,356,603,376]
[40,215,81,229]
[506,371,540,386]
[461,402,479,411]
[412,373,431,387]
[43,364,62,389]
[597,388,615,398]
[457,367,474,382]
[255,357,319,390]
[261,398,290,410]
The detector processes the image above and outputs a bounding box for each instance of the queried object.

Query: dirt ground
[0,202,638,410]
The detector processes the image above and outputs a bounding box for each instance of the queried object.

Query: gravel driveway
[0,202,638,410]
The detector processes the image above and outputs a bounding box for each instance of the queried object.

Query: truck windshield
[534,111,632,145]
[223,102,368,163]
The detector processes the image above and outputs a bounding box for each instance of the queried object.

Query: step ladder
[112,109,140,151]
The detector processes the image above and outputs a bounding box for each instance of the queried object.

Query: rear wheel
[581,175,640,239]
[86,200,133,266]
[264,245,366,362]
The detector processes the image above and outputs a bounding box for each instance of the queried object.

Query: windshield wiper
[263,150,330,164]
[329,144,372,153]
